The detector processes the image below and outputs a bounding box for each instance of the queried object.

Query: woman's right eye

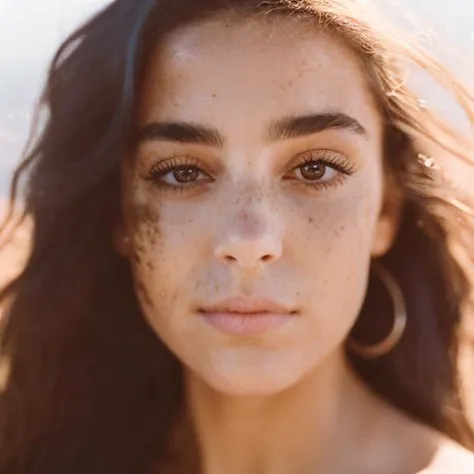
[155,165,208,185]
[145,159,214,192]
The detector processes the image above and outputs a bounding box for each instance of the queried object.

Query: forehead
[138,14,381,138]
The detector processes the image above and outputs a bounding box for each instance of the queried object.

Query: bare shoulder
[418,439,474,474]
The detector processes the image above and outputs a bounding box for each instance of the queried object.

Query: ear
[113,222,132,258]
[371,174,404,258]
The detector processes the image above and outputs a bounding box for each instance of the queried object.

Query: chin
[191,349,309,397]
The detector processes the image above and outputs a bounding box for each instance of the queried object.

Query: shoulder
[418,439,474,474]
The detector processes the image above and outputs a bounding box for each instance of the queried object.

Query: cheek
[294,185,380,261]
[128,199,162,311]
[126,185,205,319]
[293,188,380,330]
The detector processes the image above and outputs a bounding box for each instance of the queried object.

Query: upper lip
[199,296,296,315]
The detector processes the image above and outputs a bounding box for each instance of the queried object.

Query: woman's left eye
[285,153,354,188]
[289,161,336,183]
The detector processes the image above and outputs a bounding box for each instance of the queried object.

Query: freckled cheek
[125,203,162,310]
[128,199,207,309]
[130,236,179,319]
[294,193,378,265]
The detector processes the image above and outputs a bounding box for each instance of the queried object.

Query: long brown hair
[1,0,474,472]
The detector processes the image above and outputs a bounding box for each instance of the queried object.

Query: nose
[214,212,283,271]
[215,234,282,269]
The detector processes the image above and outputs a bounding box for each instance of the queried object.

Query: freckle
[132,201,161,249]
[212,93,216,98]
[134,202,158,227]
[133,251,142,265]
[148,229,157,246]
[308,217,314,224]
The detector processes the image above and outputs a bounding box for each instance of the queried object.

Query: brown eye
[173,166,200,183]
[284,151,356,190]
[298,161,326,181]
[146,159,212,191]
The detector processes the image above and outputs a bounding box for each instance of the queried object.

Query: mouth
[198,296,298,336]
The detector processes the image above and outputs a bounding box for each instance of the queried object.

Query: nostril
[222,253,273,265]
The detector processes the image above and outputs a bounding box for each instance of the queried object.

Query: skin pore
[117,14,474,474]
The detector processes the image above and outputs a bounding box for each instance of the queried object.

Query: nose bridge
[214,179,283,269]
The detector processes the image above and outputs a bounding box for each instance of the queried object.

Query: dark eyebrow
[135,111,368,149]
[135,121,224,148]
[267,112,368,142]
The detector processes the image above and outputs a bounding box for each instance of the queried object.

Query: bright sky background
[0,0,473,194]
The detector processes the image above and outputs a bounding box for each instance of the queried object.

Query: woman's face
[119,15,398,395]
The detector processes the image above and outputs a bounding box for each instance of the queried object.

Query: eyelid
[287,149,356,174]
[145,149,225,177]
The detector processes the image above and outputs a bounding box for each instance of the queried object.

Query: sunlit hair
[1,0,474,472]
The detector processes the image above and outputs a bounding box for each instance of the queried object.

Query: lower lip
[198,312,293,336]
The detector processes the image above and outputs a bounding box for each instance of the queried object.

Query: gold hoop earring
[348,263,407,359]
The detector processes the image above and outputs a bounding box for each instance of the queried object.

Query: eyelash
[144,151,356,194]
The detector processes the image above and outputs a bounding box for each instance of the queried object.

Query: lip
[198,296,297,336]
[200,296,295,315]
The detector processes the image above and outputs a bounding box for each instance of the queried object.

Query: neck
[181,350,387,474]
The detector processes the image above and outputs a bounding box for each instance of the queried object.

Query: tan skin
[116,14,474,474]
